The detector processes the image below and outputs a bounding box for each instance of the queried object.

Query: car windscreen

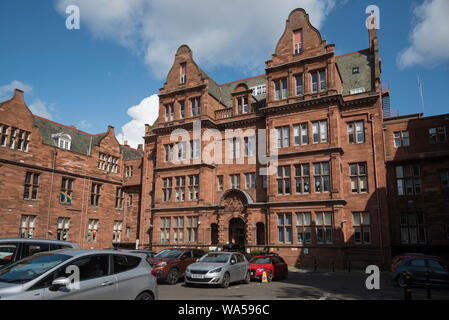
[250,257,271,264]
[154,250,183,259]
[198,253,230,263]
[0,253,71,284]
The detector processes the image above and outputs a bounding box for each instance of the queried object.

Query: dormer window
[352,67,359,74]
[237,96,249,114]
[52,133,71,150]
[293,29,303,54]
[180,63,186,84]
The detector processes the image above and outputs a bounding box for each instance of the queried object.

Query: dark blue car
[392,256,449,288]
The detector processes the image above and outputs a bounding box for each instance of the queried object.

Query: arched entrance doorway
[211,223,219,245]
[229,218,246,245]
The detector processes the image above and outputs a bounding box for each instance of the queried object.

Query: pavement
[158,268,449,300]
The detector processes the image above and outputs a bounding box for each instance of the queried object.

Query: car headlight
[156,262,167,267]
[256,268,266,272]
[208,267,222,274]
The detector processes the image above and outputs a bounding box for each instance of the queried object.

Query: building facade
[141,9,392,269]
[0,89,144,249]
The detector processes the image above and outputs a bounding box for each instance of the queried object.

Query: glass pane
[296,213,303,226]
[278,214,284,226]
[316,213,323,225]
[285,214,292,225]
[304,213,311,225]
[303,164,309,176]
[396,166,403,178]
[322,163,329,175]
[362,212,370,225]
[324,213,332,225]
[314,163,321,175]
[353,213,361,225]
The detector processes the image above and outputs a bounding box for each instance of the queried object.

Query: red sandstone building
[1,8,448,269]
[0,89,144,249]
[141,9,392,268]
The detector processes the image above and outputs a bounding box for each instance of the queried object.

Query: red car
[249,254,288,282]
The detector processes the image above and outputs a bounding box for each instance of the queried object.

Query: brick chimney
[13,89,25,102]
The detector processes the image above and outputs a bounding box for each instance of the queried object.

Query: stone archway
[229,218,246,245]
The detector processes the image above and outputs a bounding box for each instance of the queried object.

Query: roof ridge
[219,74,265,87]
[335,48,370,58]
[33,115,106,137]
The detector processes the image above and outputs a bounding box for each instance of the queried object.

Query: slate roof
[219,75,266,108]
[335,49,374,96]
[33,116,103,155]
[121,145,143,160]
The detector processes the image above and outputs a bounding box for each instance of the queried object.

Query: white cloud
[29,99,54,120]
[116,94,159,148]
[78,120,92,129]
[0,80,33,100]
[55,0,335,78]
[397,0,449,69]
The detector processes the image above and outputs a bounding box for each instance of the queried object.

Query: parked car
[391,255,449,288]
[391,253,439,271]
[185,252,250,288]
[0,249,158,300]
[147,249,205,285]
[249,254,288,282]
[122,250,157,258]
[0,238,79,269]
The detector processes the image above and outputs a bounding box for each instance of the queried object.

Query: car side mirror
[49,277,71,292]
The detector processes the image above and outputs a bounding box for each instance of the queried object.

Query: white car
[0,249,158,300]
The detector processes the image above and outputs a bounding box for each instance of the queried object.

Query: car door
[236,254,248,280]
[112,254,143,300]
[408,258,427,284]
[228,254,240,282]
[178,251,194,274]
[427,259,449,286]
[42,254,118,300]
[271,257,280,278]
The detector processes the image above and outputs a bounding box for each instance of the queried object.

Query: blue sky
[0,0,448,147]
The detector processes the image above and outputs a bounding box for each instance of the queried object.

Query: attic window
[293,29,303,54]
[352,67,359,74]
[52,133,71,150]
[180,63,186,84]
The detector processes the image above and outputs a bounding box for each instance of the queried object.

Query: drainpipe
[368,113,384,267]
[46,149,57,239]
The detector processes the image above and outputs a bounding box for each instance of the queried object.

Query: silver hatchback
[185,252,250,288]
[0,249,158,300]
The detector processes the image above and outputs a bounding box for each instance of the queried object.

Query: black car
[0,238,79,269]
[392,256,449,288]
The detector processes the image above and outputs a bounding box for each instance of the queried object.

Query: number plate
[191,274,204,279]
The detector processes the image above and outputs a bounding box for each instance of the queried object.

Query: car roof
[0,238,78,246]
[32,248,147,258]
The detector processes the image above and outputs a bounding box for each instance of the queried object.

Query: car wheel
[135,292,154,300]
[267,270,273,282]
[396,275,406,288]
[244,270,250,284]
[167,268,179,285]
[220,272,230,288]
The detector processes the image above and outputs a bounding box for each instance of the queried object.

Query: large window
[164,144,174,162]
[395,165,421,195]
[313,162,330,193]
[311,70,326,93]
[98,153,118,173]
[190,140,200,159]
[188,175,199,200]
[244,136,256,157]
[316,212,332,244]
[87,219,98,242]
[60,178,73,204]
[294,164,310,194]
[296,213,311,244]
[350,163,368,193]
[295,74,303,95]
[244,173,256,190]
[277,166,291,195]
[160,217,170,243]
[0,124,9,147]
[191,98,201,117]
[393,131,410,148]
[274,78,287,100]
[312,120,327,143]
[293,29,303,54]
[162,178,172,202]
[400,212,425,244]
[230,174,241,189]
[187,217,198,243]
[352,212,371,244]
[348,121,365,144]
[180,63,186,84]
[180,101,185,119]
[57,217,70,241]
[19,215,35,238]
[237,96,249,114]
[113,221,123,243]
[173,217,184,243]
[429,127,447,144]
[115,188,124,209]
[276,126,290,148]
[90,183,101,206]
[217,175,223,191]
[175,176,186,202]
[24,172,40,200]
[278,213,292,243]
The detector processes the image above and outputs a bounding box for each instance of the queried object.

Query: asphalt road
[158,269,449,300]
